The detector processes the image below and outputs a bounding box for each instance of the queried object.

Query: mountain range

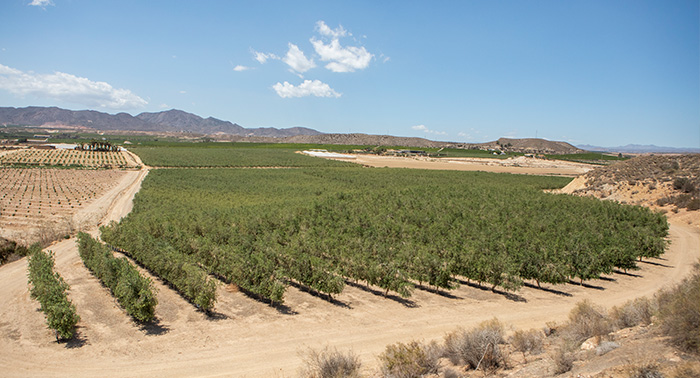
[577,144,700,154]
[0,106,322,138]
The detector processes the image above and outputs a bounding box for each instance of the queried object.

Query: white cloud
[315,21,349,38]
[412,124,447,136]
[252,50,279,64]
[179,90,186,94]
[272,80,341,98]
[283,43,316,75]
[233,65,252,72]
[311,35,373,73]
[29,0,53,7]
[0,64,147,109]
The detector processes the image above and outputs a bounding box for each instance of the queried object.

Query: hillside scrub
[0,236,28,265]
[101,167,668,304]
[27,245,80,341]
[656,262,700,354]
[77,232,157,322]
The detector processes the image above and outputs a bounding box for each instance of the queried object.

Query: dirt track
[0,158,698,377]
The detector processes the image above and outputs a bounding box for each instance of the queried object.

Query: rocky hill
[0,106,322,138]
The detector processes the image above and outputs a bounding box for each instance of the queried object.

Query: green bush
[77,232,157,322]
[27,246,80,341]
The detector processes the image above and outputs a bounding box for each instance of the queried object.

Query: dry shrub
[610,297,655,329]
[543,321,558,337]
[510,328,544,362]
[301,347,362,378]
[551,341,576,375]
[672,361,700,378]
[443,318,506,371]
[656,262,700,354]
[378,340,442,378]
[565,300,613,344]
[625,361,663,378]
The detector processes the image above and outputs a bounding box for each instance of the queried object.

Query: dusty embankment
[0,154,697,377]
[322,154,594,176]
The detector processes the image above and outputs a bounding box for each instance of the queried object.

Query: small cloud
[272,79,341,98]
[29,0,53,7]
[315,21,349,38]
[310,22,373,73]
[252,50,279,64]
[381,54,390,63]
[233,65,252,72]
[179,90,186,94]
[283,43,316,75]
[159,103,169,109]
[412,124,447,136]
[0,63,147,109]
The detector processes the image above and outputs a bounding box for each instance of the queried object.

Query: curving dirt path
[0,160,698,377]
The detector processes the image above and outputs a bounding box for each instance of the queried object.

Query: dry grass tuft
[300,346,362,378]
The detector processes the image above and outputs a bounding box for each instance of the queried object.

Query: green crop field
[128,144,358,167]
[101,163,667,307]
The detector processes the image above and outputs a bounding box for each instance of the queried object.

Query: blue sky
[0,1,698,148]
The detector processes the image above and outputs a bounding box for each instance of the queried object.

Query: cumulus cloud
[29,0,53,7]
[0,64,147,109]
[283,43,316,75]
[272,80,341,98]
[233,65,252,72]
[310,22,373,73]
[252,50,279,64]
[412,124,447,136]
[315,21,349,38]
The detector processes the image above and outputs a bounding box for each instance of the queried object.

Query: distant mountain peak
[0,106,323,138]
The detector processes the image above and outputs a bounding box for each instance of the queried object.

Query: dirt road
[0,159,697,377]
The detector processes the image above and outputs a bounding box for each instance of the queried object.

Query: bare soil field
[0,148,140,169]
[0,155,697,377]
[0,168,140,245]
[328,154,594,176]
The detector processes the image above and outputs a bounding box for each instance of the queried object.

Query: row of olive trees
[77,233,158,322]
[27,246,80,341]
[100,225,217,311]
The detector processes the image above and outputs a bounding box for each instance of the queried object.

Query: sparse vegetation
[301,347,362,378]
[609,297,654,329]
[564,300,613,344]
[443,318,506,371]
[656,262,700,354]
[510,328,544,362]
[378,341,442,378]
[0,148,137,168]
[0,236,28,265]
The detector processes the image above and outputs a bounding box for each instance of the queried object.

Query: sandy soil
[0,154,697,377]
[330,154,593,176]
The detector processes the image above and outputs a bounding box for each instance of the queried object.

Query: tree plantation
[100,167,668,306]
